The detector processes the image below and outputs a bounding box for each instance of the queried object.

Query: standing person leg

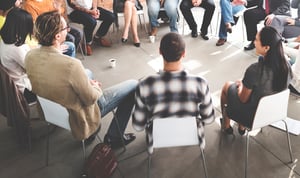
[97,80,138,148]
[163,0,179,32]
[180,0,198,37]
[147,0,160,35]
[95,7,116,47]
[199,0,215,40]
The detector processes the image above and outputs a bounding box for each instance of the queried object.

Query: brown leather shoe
[98,37,111,47]
[149,27,158,36]
[216,38,227,46]
[86,44,92,56]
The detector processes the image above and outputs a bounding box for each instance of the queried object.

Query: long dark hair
[259,26,291,92]
[0,7,33,46]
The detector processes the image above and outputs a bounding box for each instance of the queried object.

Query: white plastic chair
[181,7,213,36]
[37,96,87,166]
[38,96,127,166]
[147,117,208,178]
[244,89,293,178]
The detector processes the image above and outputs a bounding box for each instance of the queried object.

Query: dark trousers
[66,27,82,48]
[244,7,266,41]
[180,0,215,35]
[69,7,115,43]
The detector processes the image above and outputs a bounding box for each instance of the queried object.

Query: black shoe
[191,30,198,38]
[104,133,136,149]
[121,38,128,43]
[134,43,140,47]
[200,33,209,40]
[244,41,255,50]
[238,127,246,136]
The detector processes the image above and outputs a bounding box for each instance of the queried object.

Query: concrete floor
[1,8,300,178]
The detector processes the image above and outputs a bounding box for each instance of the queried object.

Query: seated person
[180,0,215,40]
[220,26,292,135]
[289,47,300,95]
[270,0,300,39]
[147,0,179,36]
[243,0,291,51]
[282,36,300,64]
[119,0,141,47]
[25,11,138,148]
[216,0,246,46]
[23,0,79,57]
[0,8,36,103]
[132,32,215,153]
[66,0,115,55]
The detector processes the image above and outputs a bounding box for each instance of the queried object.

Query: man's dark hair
[159,32,185,62]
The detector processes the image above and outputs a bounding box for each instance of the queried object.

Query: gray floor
[1,9,300,178]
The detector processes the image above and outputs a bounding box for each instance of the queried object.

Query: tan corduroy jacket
[25,46,102,140]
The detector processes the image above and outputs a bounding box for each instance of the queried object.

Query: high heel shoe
[134,42,140,47]
[121,38,127,43]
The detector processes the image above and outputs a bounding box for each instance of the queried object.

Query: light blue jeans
[97,80,138,138]
[218,0,245,39]
[147,0,179,32]
[63,41,76,57]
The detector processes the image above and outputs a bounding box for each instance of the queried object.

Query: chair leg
[245,132,250,178]
[46,123,50,166]
[77,43,85,60]
[141,13,148,34]
[147,155,151,178]
[112,110,126,153]
[28,125,32,152]
[282,120,293,163]
[82,140,86,160]
[201,149,209,178]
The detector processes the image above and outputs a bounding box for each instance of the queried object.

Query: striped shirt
[132,70,215,153]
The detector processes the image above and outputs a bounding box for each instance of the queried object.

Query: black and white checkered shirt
[132,70,215,153]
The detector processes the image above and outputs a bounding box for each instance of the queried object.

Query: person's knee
[107,12,116,23]
[222,81,234,95]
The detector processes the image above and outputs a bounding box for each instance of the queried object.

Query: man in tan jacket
[25,10,137,148]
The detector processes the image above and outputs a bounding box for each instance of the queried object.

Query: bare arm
[236,80,252,103]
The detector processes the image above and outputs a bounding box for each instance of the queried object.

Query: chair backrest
[152,117,199,148]
[37,96,70,131]
[251,89,290,130]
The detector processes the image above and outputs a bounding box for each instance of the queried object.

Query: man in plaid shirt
[132,32,215,154]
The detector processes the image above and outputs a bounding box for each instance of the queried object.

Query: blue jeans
[218,0,245,39]
[147,0,179,32]
[97,80,138,138]
[63,41,76,57]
